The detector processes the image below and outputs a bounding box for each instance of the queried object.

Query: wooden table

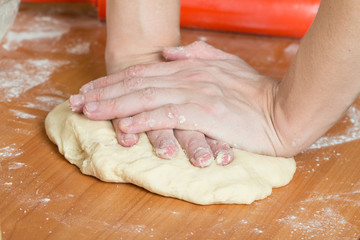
[1,3,359,239]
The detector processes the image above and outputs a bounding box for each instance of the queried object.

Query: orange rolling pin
[21,0,320,38]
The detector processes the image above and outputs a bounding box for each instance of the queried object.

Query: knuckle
[123,77,143,90]
[137,112,151,125]
[184,71,207,82]
[186,138,207,152]
[205,99,227,115]
[95,76,112,88]
[87,88,105,102]
[124,65,144,78]
[178,59,202,68]
[164,104,180,120]
[136,112,158,130]
[108,98,118,111]
[200,83,222,96]
[102,98,119,116]
[140,87,156,102]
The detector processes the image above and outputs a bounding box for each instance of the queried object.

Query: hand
[70,48,234,167]
[71,42,293,158]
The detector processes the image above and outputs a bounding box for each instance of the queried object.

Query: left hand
[70,42,290,157]
[70,45,234,167]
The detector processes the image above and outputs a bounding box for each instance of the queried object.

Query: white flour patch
[309,106,360,149]
[23,95,67,112]
[36,96,66,105]
[284,43,299,59]
[0,144,23,160]
[300,191,360,207]
[277,207,358,239]
[197,36,208,42]
[8,162,26,170]
[2,15,70,51]
[66,42,90,54]
[9,109,37,119]
[40,198,51,203]
[0,59,69,101]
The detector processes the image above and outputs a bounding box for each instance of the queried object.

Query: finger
[163,41,240,61]
[146,129,179,159]
[206,138,234,166]
[174,130,214,168]
[112,119,139,147]
[82,88,191,120]
[72,77,161,112]
[118,103,202,134]
[79,65,147,94]
[79,61,190,94]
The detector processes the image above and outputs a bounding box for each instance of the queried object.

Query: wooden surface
[1,3,359,240]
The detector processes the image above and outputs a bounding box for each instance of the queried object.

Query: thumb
[163,41,240,61]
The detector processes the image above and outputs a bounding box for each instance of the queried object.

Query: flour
[277,207,358,239]
[66,42,90,55]
[309,106,360,149]
[9,109,37,119]
[8,162,26,170]
[300,191,360,207]
[284,42,300,59]
[2,15,70,51]
[23,95,67,112]
[40,198,51,203]
[0,59,69,101]
[0,144,23,160]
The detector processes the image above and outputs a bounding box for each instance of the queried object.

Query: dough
[45,101,296,205]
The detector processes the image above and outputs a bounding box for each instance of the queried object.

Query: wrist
[272,81,329,157]
[105,48,163,74]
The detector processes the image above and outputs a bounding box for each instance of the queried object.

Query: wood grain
[0,3,359,239]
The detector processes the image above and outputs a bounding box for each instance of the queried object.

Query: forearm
[105,0,180,73]
[274,0,360,153]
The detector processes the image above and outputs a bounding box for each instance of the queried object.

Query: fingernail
[69,94,84,112]
[215,150,233,166]
[191,148,213,168]
[84,102,98,113]
[120,133,138,147]
[80,82,93,93]
[70,94,84,106]
[156,140,178,159]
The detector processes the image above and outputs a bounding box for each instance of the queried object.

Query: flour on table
[45,101,296,205]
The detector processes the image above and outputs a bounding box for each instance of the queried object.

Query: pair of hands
[70,42,291,167]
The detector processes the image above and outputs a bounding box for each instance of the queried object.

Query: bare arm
[105,0,180,73]
[274,0,360,154]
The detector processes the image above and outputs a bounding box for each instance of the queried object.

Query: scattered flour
[197,36,208,42]
[40,198,51,203]
[23,95,67,112]
[66,42,90,55]
[2,15,70,51]
[284,43,300,59]
[0,144,23,160]
[300,191,360,207]
[0,59,69,101]
[309,106,360,149]
[9,109,37,119]
[8,162,26,170]
[277,207,358,239]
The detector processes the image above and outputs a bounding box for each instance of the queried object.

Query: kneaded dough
[45,101,296,205]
